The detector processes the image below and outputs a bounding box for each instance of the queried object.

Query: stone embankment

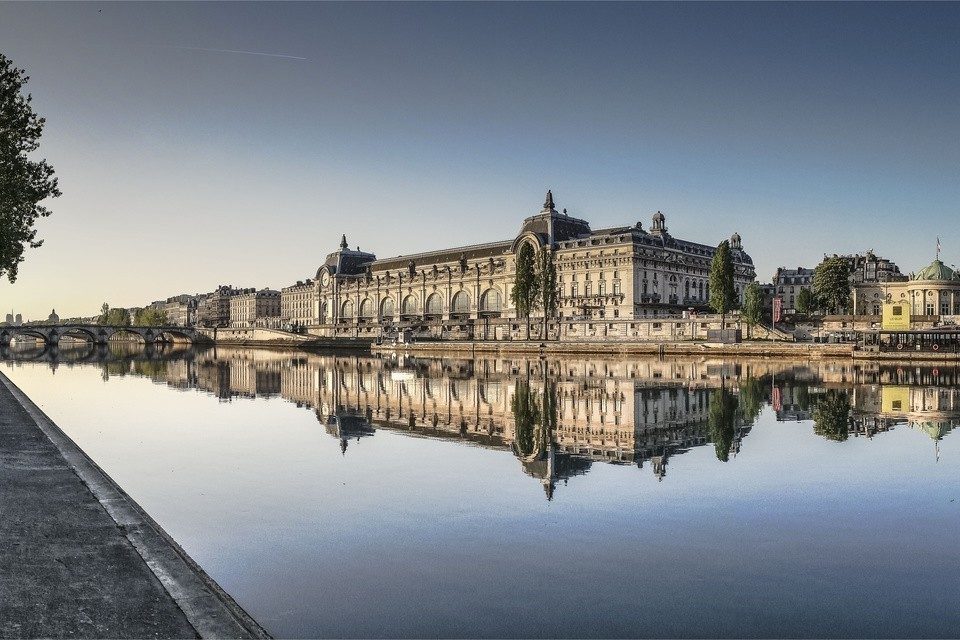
[371,339,856,359]
[199,327,373,350]
[0,371,270,639]
[371,339,960,361]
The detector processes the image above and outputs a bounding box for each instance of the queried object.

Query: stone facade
[772,267,814,313]
[196,285,245,328]
[146,294,195,326]
[310,192,755,338]
[229,289,281,327]
[853,258,960,319]
[280,280,315,327]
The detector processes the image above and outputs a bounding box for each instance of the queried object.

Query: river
[2,343,958,638]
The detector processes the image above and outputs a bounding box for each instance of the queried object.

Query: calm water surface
[2,344,959,638]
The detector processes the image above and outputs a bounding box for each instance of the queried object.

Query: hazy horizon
[2,2,959,320]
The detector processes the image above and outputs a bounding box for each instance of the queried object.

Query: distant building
[853,257,960,318]
[4,312,23,326]
[146,294,195,326]
[229,289,281,327]
[772,267,814,313]
[841,251,907,285]
[311,192,755,339]
[280,279,315,327]
[196,285,245,328]
[47,309,59,323]
[772,252,905,316]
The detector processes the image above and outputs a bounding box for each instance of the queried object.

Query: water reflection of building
[24,345,960,492]
[852,383,960,454]
[175,351,767,492]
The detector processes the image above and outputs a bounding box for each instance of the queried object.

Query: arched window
[480,288,502,312]
[451,290,470,314]
[341,300,354,319]
[319,302,328,323]
[402,294,419,316]
[380,297,395,318]
[426,293,443,316]
[359,298,373,318]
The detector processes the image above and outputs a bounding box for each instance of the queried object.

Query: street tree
[99,305,131,326]
[796,288,816,315]
[742,282,763,338]
[1,53,60,282]
[511,242,540,340]
[813,257,851,314]
[133,308,168,327]
[709,240,736,327]
[536,247,557,340]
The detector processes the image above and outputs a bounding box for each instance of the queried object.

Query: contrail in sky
[154,45,308,61]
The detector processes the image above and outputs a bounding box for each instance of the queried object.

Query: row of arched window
[327,289,503,320]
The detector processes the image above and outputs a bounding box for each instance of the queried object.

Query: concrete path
[0,371,269,639]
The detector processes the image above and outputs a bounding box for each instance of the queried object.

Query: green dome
[912,259,959,281]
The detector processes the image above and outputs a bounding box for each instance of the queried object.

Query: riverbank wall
[370,339,960,362]
[0,371,270,639]
[371,339,855,359]
[199,327,373,350]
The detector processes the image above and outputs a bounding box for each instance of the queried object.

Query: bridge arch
[58,326,98,344]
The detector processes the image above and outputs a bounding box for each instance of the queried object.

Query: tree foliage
[796,288,816,315]
[1,53,60,282]
[813,257,851,314]
[709,240,736,318]
[133,307,168,327]
[98,304,131,326]
[511,242,540,338]
[742,282,763,333]
[537,248,557,338]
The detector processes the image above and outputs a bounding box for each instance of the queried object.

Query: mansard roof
[561,224,754,266]
[369,240,512,273]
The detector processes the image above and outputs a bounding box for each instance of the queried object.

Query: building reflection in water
[4,342,960,495]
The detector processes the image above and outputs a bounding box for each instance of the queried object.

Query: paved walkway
[0,372,267,639]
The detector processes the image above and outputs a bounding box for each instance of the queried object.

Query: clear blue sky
[2,2,959,319]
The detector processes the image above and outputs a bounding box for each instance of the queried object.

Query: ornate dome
[911,259,959,282]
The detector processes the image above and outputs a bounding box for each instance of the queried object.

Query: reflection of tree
[813,389,850,442]
[133,360,168,378]
[512,379,543,459]
[737,377,766,425]
[103,360,131,377]
[708,387,739,462]
[794,384,811,412]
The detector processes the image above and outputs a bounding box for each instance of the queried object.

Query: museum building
[311,192,755,338]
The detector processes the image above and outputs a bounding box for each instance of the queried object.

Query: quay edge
[0,370,271,640]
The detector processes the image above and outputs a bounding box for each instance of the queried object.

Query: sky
[2,1,959,320]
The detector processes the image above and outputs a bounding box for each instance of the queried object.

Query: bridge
[0,324,203,347]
